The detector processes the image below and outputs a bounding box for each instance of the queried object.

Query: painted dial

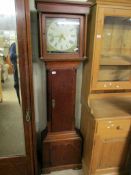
[46,18,80,53]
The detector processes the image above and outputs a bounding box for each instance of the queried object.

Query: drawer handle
[116,126,121,130]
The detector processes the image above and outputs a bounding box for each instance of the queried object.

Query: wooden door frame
[15,0,37,174]
[0,0,37,175]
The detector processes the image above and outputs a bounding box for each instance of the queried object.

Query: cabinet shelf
[100,55,131,66]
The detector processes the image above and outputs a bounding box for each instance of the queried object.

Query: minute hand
[53,35,61,37]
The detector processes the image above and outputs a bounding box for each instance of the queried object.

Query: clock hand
[59,34,66,41]
[54,35,61,38]
[48,33,60,38]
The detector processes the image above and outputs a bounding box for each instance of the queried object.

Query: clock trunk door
[48,68,76,132]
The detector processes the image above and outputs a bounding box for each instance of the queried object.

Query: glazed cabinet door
[92,7,131,91]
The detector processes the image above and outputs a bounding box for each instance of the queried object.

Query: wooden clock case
[80,0,131,174]
[35,0,92,173]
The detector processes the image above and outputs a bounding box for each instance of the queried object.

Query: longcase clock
[35,0,92,173]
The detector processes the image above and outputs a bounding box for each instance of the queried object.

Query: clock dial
[46,18,80,53]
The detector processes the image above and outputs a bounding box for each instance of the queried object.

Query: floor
[0,75,25,157]
[43,169,83,175]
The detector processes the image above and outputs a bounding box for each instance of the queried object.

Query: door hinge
[26,109,31,122]
[52,99,55,109]
[91,76,93,84]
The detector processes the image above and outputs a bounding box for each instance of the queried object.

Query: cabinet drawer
[97,119,131,138]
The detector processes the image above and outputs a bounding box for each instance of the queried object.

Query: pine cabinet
[81,0,131,174]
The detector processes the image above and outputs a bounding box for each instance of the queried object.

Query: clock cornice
[35,0,93,14]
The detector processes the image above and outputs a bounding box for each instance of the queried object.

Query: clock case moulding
[89,0,131,4]
[35,0,92,173]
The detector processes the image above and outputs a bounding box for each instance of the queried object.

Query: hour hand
[59,34,66,41]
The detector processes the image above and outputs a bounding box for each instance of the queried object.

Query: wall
[30,0,47,141]
[30,0,83,137]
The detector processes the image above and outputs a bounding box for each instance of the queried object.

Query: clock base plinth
[42,163,82,174]
[42,130,82,173]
